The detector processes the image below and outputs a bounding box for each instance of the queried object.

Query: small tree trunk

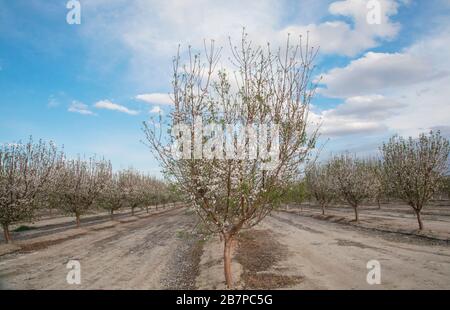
[75,213,81,228]
[223,234,234,289]
[353,205,359,222]
[2,223,11,244]
[146,206,149,213]
[321,203,325,215]
[414,209,424,230]
[131,207,135,216]
[377,198,381,210]
[110,209,114,220]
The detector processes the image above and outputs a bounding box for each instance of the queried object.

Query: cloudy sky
[1,0,449,173]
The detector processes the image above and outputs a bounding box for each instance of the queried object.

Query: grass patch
[176,230,194,240]
[13,225,36,232]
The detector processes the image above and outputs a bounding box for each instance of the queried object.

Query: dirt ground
[1,203,449,289]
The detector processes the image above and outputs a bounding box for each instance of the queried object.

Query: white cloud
[68,101,95,115]
[135,93,173,105]
[80,0,405,88]
[316,26,450,138]
[149,106,163,114]
[320,117,385,136]
[318,51,447,97]
[327,95,405,119]
[383,75,450,137]
[79,0,406,137]
[282,0,402,57]
[311,95,398,137]
[94,100,139,115]
[329,0,401,38]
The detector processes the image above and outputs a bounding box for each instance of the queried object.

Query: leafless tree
[329,154,379,222]
[305,163,335,215]
[143,31,319,288]
[54,156,112,227]
[0,138,62,243]
[381,131,450,230]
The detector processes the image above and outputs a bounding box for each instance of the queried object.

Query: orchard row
[0,138,176,243]
[284,131,450,230]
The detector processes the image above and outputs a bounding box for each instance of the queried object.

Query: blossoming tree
[381,131,450,230]
[143,32,319,287]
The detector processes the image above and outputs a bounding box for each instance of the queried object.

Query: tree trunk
[110,209,114,220]
[223,234,233,289]
[353,205,359,222]
[131,207,135,216]
[146,206,149,213]
[321,204,325,215]
[75,213,81,228]
[415,209,424,230]
[2,223,11,244]
[377,198,381,209]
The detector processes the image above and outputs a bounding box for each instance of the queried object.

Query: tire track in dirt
[261,211,450,289]
[278,209,450,246]
[0,207,201,289]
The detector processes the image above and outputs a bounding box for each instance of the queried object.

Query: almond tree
[166,182,181,207]
[381,131,450,230]
[96,171,125,220]
[54,157,112,227]
[130,173,167,215]
[370,158,388,209]
[0,138,62,243]
[155,187,170,210]
[141,176,161,213]
[282,180,308,210]
[329,154,379,222]
[442,176,450,200]
[120,168,145,216]
[143,32,318,288]
[305,163,335,215]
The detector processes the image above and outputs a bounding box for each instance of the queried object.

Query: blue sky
[1,0,450,174]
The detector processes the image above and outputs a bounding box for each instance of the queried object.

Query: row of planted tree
[0,138,176,243]
[284,131,450,231]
